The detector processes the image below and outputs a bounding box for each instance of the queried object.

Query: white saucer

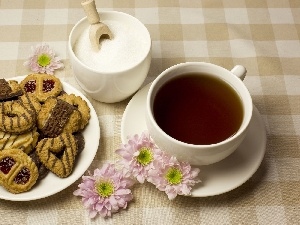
[121,83,266,197]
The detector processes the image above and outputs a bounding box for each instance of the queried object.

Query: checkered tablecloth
[1,0,300,224]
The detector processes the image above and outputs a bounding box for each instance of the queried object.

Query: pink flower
[73,163,135,218]
[148,154,200,200]
[23,44,64,75]
[116,131,164,183]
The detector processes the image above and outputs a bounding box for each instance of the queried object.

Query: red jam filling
[0,157,15,174]
[14,167,30,184]
[43,79,55,92]
[24,80,36,93]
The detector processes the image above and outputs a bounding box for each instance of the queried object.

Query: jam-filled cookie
[0,128,39,154]
[0,149,39,194]
[37,97,82,137]
[35,133,78,178]
[20,74,63,102]
[0,79,23,101]
[58,94,90,130]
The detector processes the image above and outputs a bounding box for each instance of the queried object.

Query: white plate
[121,83,266,197]
[0,76,100,201]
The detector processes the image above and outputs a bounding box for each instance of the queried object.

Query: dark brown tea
[153,73,244,145]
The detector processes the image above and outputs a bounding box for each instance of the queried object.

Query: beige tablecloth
[1,0,300,224]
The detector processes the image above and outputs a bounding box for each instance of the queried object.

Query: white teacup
[68,11,151,103]
[145,62,253,166]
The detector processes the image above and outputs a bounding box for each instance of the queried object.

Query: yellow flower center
[136,147,153,166]
[95,180,114,198]
[37,54,51,67]
[165,167,183,185]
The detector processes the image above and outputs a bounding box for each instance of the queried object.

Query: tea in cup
[145,62,252,165]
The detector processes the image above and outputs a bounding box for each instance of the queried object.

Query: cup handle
[231,65,247,81]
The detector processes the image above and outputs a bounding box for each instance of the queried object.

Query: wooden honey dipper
[81,0,113,51]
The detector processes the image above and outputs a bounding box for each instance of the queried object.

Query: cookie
[29,151,49,180]
[58,94,90,130]
[37,164,49,180]
[19,92,41,115]
[0,149,39,194]
[37,98,82,137]
[73,132,85,154]
[0,98,36,134]
[35,133,78,178]
[0,79,23,101]
[20,74,63,102]
[0,127,39,154]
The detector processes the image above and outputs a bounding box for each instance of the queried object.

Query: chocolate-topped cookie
[37,98,82,137]
[58,94,90,130]
[73,132,85,154]
[29,151,49,180]
[0,79,23,101]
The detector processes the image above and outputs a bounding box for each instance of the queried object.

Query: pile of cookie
[0,74,90,194]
